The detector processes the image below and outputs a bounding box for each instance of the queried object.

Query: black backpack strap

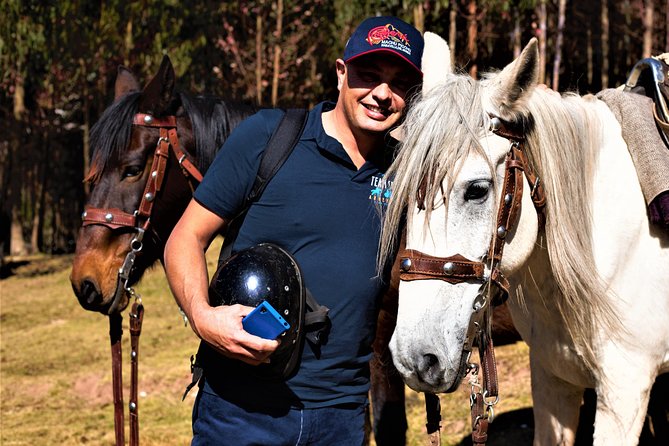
[248,108,309,203]
[218,108,308,264]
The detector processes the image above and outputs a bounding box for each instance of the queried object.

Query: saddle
[624,54,669,146]
[595,56,669,232]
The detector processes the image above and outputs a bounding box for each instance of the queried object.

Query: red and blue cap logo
[344,16,424,74]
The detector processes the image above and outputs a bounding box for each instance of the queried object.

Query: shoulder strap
[247,108,309,205]
[218,108,308,265]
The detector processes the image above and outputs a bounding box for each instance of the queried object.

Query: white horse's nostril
[416,353,442,385]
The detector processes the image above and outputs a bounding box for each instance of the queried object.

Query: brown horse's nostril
[76,279,103,310]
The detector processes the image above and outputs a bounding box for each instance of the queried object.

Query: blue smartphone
[242,301,291,339]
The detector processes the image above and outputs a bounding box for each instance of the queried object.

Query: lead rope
[469,302,499,445]
[109,290,144,446]
[425,393,442,445]
[110,313,125,446]
[129,294,144,446]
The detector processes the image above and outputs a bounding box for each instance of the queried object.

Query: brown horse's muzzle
[70,225,133,314]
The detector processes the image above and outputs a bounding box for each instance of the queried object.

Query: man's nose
[372,83,392,104]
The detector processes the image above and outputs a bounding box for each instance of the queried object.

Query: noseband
[81,113,203,314]
[397,116,546,445]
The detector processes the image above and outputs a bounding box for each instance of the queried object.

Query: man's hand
[191,302,280,366]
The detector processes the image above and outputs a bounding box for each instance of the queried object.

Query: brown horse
[69,56,523,445]
[70,56,255,314]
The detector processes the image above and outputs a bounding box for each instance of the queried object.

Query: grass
[1,239,534,446]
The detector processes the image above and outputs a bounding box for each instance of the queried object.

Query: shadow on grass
[0,259,30,279]
[455,374,669,445]
[0,255,73,279]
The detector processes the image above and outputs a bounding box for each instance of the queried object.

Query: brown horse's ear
[139,55,176,116]
[114,66,141,101]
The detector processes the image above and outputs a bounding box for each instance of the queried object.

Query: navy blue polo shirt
[193,102,394,409]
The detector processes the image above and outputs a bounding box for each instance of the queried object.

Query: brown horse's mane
[86,91,256,184]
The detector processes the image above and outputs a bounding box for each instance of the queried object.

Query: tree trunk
[666,0,669,52]
[643,0,654,58]
[9,141,27,257]
[587,27,593,86]
[601,0,609,89]
[552,0,567,90]
[467,0,478,78]
[30,133,48,253]
[30,164,41,253]
[271,0,283,107]
[10,77,27,256]
[449,1,457,68]
[10,206,27,256]
[124,19,133,67]
[413,3,425,33]
[537,0,547,85]
[624,0,633,72]
[256,13,263,105]
[13,75,25,120]
[513,6,521,58]
[82,83,91,197]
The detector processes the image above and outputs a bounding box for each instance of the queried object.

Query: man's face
[337,53,421,136]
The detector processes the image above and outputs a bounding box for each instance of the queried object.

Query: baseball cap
[343,16,424,75]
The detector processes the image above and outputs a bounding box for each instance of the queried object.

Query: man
[164,16,423,445]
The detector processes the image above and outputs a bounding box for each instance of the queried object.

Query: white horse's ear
[485,38,539,119]
[421,31,451,95]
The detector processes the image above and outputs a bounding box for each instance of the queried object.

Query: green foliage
[0,0,663,254]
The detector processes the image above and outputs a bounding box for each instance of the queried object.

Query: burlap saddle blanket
[596,55,669,232]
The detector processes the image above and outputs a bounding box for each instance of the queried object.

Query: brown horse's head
[70,56,254,314]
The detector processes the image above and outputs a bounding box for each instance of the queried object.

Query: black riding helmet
[208,243,306,378]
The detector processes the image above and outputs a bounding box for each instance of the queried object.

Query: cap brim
[344,48,423,76]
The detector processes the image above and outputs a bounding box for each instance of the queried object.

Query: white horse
[379,37,669,445]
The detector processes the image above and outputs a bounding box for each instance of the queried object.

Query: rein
[398,117,546,445]
[81,113,202,446]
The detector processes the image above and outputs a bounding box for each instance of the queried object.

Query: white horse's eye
[464,180,490,201]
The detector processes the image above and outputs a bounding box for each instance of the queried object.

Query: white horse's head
[380,40,543,393]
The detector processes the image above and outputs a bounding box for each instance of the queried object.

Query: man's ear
[335,59,346,91]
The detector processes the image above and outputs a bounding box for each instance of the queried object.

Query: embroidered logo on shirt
[370,173,392,206]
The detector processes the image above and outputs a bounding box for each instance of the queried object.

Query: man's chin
[359,116,400,134]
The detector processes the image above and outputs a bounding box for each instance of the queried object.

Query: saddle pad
[597,88,669,229]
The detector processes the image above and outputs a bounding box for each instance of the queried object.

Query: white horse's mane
[380,71,618,372]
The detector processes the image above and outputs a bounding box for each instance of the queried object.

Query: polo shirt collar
[303,101,397,171]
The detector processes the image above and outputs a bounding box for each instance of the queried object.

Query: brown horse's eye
[122,165,144,179]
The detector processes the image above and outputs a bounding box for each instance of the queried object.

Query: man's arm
[164,199,279,366]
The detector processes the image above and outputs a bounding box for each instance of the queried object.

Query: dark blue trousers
[192,379,367,446]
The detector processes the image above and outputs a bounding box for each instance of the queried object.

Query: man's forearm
[164,228,210,336]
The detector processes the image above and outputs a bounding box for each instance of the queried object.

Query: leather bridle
[82,113,202,315]
[398,117,546,445]
[81,112,202,446]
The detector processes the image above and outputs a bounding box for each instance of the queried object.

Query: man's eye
[393,81,412,92]
[122,165,144,179]
[359,71,379,82]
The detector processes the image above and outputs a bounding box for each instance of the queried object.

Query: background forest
[1,0,668,257]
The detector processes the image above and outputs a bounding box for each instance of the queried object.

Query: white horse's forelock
[380,71,620,374]
[379,75,493,268]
